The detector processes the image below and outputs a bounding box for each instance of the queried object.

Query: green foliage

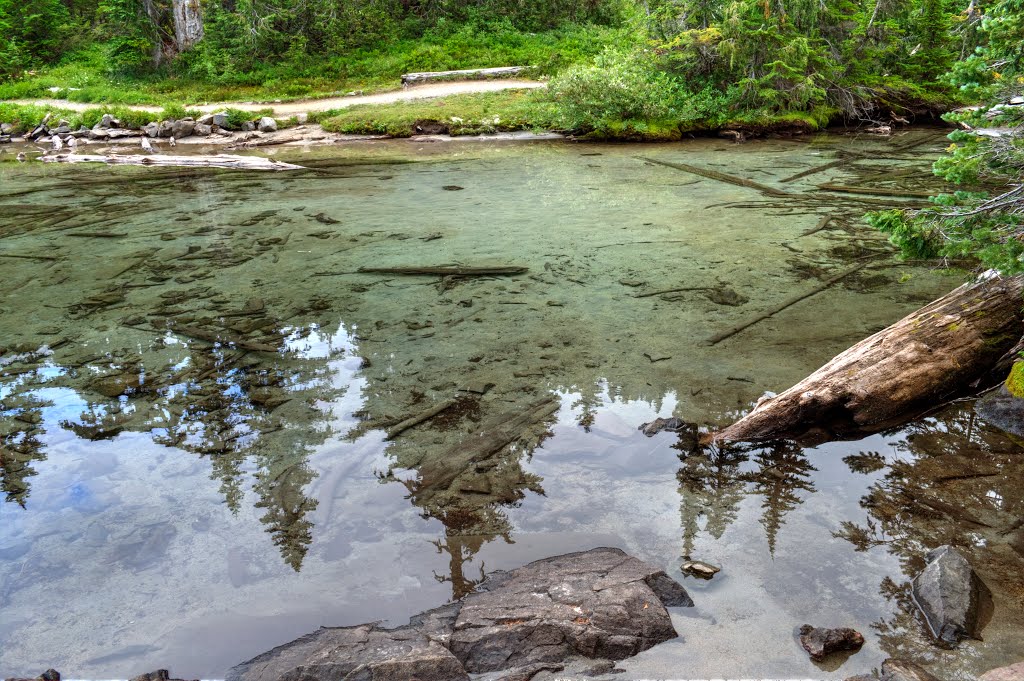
[869,0,1024,275]
[0,0,80,78]
[550,49,681,128]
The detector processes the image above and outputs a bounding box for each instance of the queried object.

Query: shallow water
[0,130,1021,679]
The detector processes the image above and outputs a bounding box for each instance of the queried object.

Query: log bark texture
[400,66,533,84]
[708,273,1024,445]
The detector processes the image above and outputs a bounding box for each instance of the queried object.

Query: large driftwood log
[707,273,1024,445]
[41,153,304,171]
[400,66,534,84]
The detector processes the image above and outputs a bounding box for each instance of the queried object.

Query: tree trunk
[706,273,1024,445]
[172,0,204,52]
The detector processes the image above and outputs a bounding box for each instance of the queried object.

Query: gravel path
[8,79,547,116]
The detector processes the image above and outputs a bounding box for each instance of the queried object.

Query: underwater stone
[639,417,685,437]
[880,659,943,681]
[798,624,864,661]
[911,545,986,646]
[980,661,1024,681]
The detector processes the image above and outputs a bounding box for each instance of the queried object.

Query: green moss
[1007,361,1024,398]
[946,322,962,332]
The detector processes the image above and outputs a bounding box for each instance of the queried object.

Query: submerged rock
[980,661,1024,681]
[911,545,987,646]
[880,658,943,681]
[228,548,691,681]
[798,624,864,661]
[4,669,61,681]
[639,417,685,437]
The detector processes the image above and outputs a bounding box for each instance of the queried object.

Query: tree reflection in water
[833,404,1024,671]
[676,430,817,558]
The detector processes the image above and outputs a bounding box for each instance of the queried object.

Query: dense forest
[0,0,1021,268]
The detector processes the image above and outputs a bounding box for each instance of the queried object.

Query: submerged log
[639,157,792,198]
[400,66,534,84]
[708,273,1024,445]
[41,153,304,171]
[358,265,528,276]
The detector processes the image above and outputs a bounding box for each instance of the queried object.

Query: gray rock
[157,120,176,138]
[911,545,987,646]
[639,417,685,437]
[143,122,159,138]
[171,118,195,138]
[198,112,229,127]
[258,117,278,133]
[241,120,256,132]
[0,134,10,144]
[1,122,13,134]
[449,547,688,673]
[193,123,212,137]
[881,658,943,681]
[54,120,71,134]
[494,663,565,681]
[295,112,309,124]
[680,560,720,579]
[980,661,1024,681]
[798,624,864,661]
[99,114,120,129]
[228,619,469,681]
[228,549,690,681]
[976,383,1024,436]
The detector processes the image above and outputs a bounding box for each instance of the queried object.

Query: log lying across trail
[708,273,1024,445]
[400,66,534,84]
[41,153,304,171]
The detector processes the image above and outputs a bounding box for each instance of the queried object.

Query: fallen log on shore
[707,273,1024,445]
[40,153,304,171]
[400,66,534,84]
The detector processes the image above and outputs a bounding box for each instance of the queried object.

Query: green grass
[318,89,561,136]
[0,24,629,107]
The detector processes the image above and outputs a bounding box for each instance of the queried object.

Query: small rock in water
[880,658,943,681]
[312,212,339,225]
[680,560,720,579]
[442,185,464,191]
[911,545,988,646]
[798,624,865,661]
[980,661,1024,681]
[639,417,685,436]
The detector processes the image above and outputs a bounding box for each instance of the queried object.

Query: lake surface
[1,130,1021,679]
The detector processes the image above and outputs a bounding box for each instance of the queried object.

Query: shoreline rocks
[227,547,692,681]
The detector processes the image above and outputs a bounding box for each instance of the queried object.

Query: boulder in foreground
[228,547,691,681]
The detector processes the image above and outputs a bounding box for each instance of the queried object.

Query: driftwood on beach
[708,273,1024,445]
[41,153,304,171]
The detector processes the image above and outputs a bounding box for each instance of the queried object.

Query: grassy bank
[0,24,627,107]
